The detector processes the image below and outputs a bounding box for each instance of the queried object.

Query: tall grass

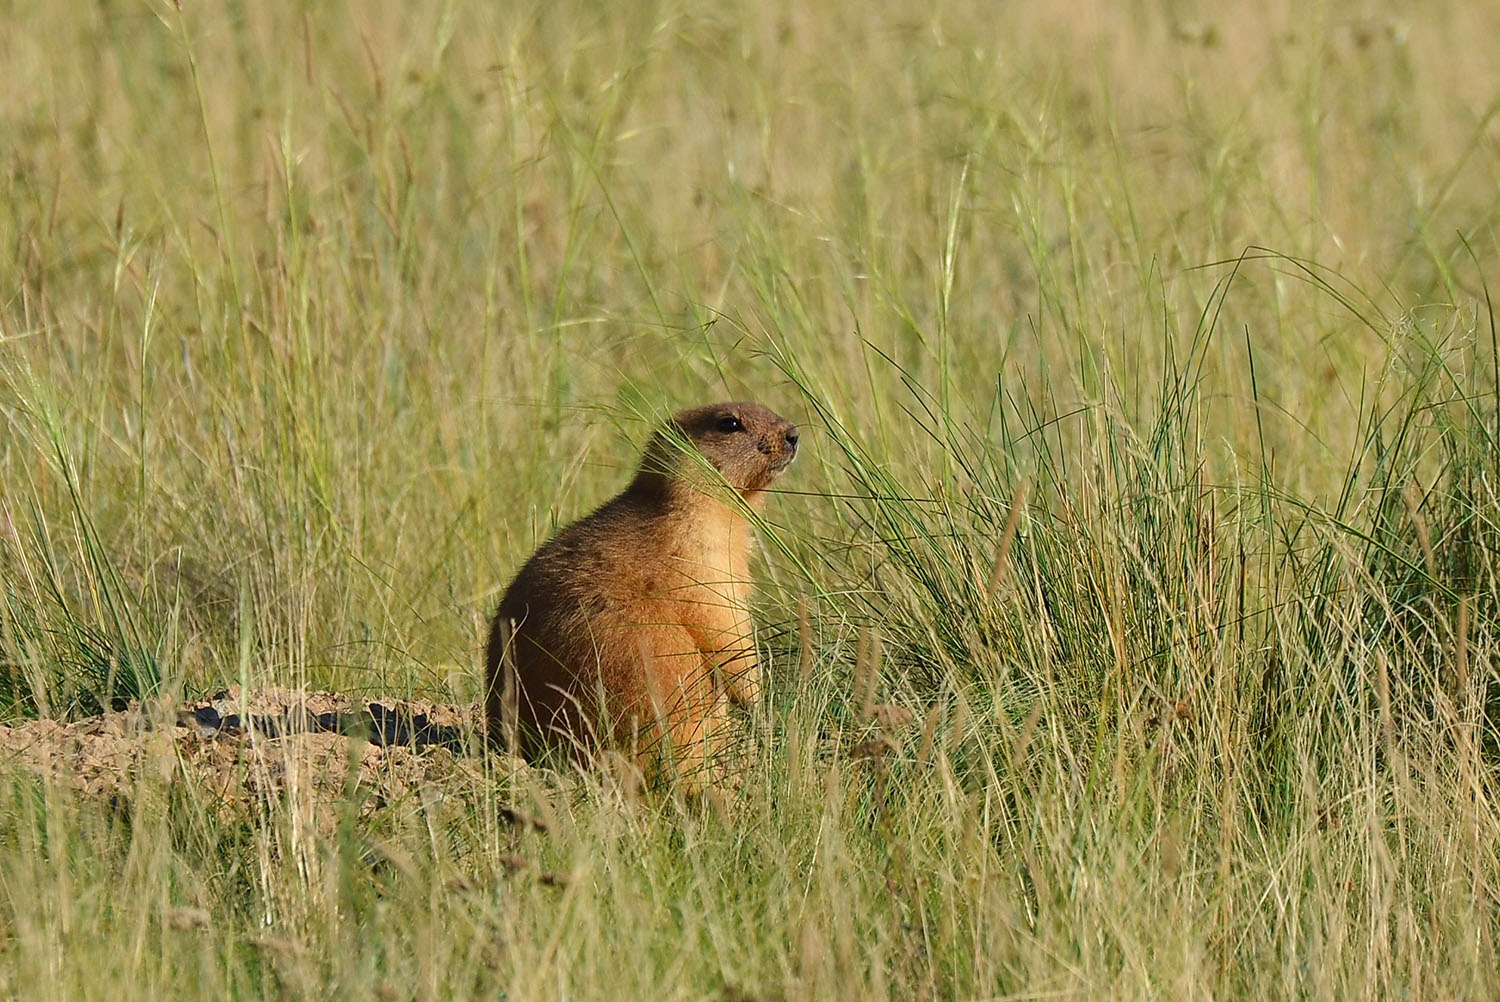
[2,0,1498,997]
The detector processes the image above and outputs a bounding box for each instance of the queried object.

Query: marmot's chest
[659,508,754,597]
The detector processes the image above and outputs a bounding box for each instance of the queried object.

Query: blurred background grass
[1,0,1498,998]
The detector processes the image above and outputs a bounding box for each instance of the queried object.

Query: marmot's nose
[784,430,799,450]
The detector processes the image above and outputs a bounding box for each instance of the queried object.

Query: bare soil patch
[0,687,493,816]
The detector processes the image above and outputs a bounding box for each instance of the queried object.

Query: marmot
[485,401,798,786]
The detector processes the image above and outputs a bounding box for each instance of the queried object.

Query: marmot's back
[485,402,799,785]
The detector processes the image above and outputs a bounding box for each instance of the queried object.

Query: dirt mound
[0,687,495,817]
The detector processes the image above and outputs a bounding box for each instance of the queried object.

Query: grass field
[3,0,1499,997]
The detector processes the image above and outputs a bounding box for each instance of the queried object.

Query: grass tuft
[2,1,1499,998]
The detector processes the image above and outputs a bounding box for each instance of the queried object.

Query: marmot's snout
[758,426,799,458]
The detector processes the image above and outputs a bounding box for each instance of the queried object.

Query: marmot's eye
[716,416,745,433]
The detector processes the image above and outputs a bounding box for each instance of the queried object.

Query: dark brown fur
[485,402,798,786]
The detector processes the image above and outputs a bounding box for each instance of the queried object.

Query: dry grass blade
[797,596,815,684]
[986,482,1030,598]
[915,704,942,768]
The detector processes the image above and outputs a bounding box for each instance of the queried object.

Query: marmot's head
[638,401,799,499]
